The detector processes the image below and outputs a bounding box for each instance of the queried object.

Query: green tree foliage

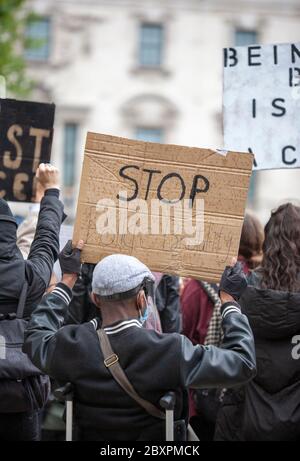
[0,0,39,97]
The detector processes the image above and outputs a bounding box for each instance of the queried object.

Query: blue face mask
[139,307,149,325]
[139,296,151,325]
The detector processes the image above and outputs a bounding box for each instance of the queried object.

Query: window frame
[139,23,164,68]
[24,16,51,62]
[63,122,78,188]
[234,29,258,47]
[135,126,164,143]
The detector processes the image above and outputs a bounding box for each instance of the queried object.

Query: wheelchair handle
[160,391,176,411]
[54,382,74,402]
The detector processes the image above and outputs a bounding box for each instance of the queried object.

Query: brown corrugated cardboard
[73,132,253,282]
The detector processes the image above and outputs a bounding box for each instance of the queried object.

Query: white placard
[223,42,300,170]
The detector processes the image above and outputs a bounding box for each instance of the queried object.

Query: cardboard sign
[73,132,253,282]
[223,42,300,170]
[0,98,55,201]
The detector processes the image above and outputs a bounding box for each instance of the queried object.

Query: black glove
[219,262,248,301]
[58,240,82,275]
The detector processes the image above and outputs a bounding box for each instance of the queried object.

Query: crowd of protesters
[0,164,299,441]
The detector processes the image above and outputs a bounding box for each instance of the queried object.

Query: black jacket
[215,271,300,441]
[24,283,256,441]
[156,275,181,333]
[0,190,64,317]
[64,263,98,325]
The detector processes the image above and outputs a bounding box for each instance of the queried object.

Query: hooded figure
[0,165,65,441]
[0,200,26,312]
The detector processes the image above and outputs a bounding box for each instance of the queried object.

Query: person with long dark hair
[215,203,300,441]
[238,212,264,274]
[181,212,263,440]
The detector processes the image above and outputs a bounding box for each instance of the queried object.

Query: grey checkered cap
[92,254,155,297]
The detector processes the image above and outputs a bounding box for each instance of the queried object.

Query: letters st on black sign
[0,98,55,202]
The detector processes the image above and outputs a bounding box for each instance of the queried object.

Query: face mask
[139,293,150,324]
[139,307,149,325]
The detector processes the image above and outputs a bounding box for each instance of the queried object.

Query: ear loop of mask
[138,279,155,324]
[138,292,149,324]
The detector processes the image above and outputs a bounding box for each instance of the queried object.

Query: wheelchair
[54,383,191,441]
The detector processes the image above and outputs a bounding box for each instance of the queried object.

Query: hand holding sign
[219,257,248,303]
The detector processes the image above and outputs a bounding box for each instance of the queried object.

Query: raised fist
[36,163,60,190]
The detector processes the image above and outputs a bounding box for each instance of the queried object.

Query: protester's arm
[64,263,98,325]
[17,179,46,259]
[23,242,83,378]
[23,281,74,378]
[16,206,39,259]
[180,261,256,388]
[25,164,64,290]
[63,274,87,324]
[179,302,256,389]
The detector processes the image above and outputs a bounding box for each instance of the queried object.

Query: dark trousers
[0,410,41,441]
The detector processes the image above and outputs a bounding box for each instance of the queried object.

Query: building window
[235,29,258,47]
[136,127,164,143]
[63,123,78,187]
[139,24,163,67]
[25,18,51,61]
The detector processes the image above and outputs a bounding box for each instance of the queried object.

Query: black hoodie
[0,190,64,317]
[215,271,300,441]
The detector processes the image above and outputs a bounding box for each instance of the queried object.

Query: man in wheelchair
[24,241,256,441]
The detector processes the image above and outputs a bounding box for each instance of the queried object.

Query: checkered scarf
[198,281,223,347]
[197,281,226,403]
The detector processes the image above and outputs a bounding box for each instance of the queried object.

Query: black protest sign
[0,98,55,202]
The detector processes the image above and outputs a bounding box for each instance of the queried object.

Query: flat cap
[92,254,154,298]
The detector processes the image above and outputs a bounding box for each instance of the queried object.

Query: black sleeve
[23,283,73,379]
[179,304,256,389]
[64,263,99,325]
[25,190,64,303]
[156,275,181,333]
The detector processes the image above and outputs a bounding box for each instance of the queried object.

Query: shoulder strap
[97,329,165,420]
[16,282,28,319]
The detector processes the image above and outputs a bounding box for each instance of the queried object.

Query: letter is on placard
[157,172,186,204]
[0,171,7,199]
[224,48,238,67]
[117,165,139,201]
[29,128,50,172]
[13,173,29,201]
